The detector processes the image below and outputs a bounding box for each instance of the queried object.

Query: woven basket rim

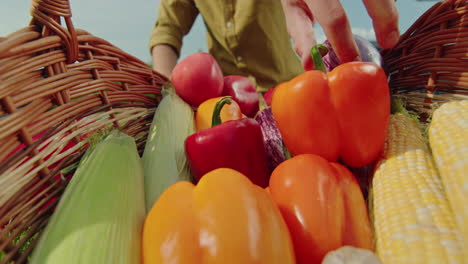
[0,0,166,262]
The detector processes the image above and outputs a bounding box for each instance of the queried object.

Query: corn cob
[429,100,468,254]
[142,87,195,212]
[30,130,146,264]
[370,113,465,263]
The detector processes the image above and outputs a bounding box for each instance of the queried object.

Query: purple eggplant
[322,35,382,71]
[255,95,286,173]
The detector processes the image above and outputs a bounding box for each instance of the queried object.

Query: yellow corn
[371,113,465,263]
[429,100,468,255]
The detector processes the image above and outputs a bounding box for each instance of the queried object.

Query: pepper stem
[212,96,232,127]
[310,44,329,73]
[282,142,292,160]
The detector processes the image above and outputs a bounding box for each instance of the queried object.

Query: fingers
[280,0,317,70]
[362,0,399,49]
[304,0,360,63]
[282,0,399,69]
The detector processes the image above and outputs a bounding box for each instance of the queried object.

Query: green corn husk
[30,130,145,264]
[142,86,195,212]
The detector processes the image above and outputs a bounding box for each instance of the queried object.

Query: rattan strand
[382,0,468,118]
[0,0,166,262]
[0,105,155,263]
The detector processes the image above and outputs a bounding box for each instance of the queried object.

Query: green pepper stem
[310,44,329,73]
[282,142,292,160]
[212,96,232,127]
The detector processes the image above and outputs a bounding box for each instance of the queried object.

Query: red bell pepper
[185,97,270,187]
[263,86,276,107]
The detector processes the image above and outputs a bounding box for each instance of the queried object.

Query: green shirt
[149,0,304,92]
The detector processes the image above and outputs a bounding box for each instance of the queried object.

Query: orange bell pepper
[271,45,389,168]
[195,96,243,131]
[269,154,373,264]
[142,168,296,264]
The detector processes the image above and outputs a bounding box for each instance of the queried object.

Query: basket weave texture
[0,0,467,263]
[382,0,468,118]
[0,0,166,262]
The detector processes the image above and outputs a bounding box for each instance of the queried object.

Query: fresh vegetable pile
[27,41,468,264]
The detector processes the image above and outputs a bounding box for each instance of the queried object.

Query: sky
[1,0,437,64]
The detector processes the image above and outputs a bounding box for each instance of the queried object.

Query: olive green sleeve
[149,0,199,56]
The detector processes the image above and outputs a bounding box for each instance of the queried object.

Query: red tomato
[222,75,259,117]
[171,52,224,106]
[269,154,373,263]
[328,62,390,168]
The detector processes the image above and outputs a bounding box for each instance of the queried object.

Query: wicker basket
[382,0,468,119]
[352,0,468,197]
[0,0,166,262]
[0,0,467,263]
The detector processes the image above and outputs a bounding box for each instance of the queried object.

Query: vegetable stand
[1,0,467,263]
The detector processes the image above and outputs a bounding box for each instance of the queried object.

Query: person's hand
[281,0,399,71]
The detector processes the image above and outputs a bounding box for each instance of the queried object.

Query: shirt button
[237,56,243,62]
[226,21,233,28]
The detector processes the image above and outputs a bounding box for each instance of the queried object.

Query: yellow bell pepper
[195,96,243,131]
[142,168,296,264]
